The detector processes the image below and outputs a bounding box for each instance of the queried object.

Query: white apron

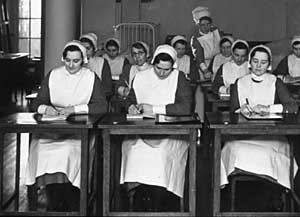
[212,54,232,81]
[103,53,125,80]
[128,63,152,88]
[120,68,189,197]
[222,61,249,88]
[177,55,190,76]
[86,56,104,80]
[221,74,298,189]
[25,67,95,189]
[197,29,221,66]
[288,54,300,77]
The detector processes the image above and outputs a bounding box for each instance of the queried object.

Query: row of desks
[0,112,201,216]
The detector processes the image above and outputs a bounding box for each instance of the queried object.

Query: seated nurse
[212,39,249,95]
[221,45,298,190]
[25,40,107,211]
[273,35,300,83]
[120,45,193,211]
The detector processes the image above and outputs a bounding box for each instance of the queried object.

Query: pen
[124,80,130,88]
[245,98,253,113]
[246,98,249,105]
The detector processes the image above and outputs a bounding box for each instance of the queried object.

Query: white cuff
[269,104,283,113]
[153,105,166,114]
[37,105,48,114]
[200,62,208,72]
[219,86,228,94]
[74,104,89,114]
[277,75,284,81]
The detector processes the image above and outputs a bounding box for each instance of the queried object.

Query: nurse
[190,6,221,80]
[26,40,107,211]
[171,35,199,83]
[120,45,193,211]
[221,45,298,190]
[116,41,152,98]
[80,32,113,97]
[102,38,130,81]
[212,39,249,95]
[208,35,234,81]
[273,35,300,82]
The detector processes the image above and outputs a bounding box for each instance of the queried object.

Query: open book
[40,114,68,122]
[155,114,200,124]
[126,113,155,120]
[241,112,283,120]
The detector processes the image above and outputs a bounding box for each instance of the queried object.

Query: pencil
[124,80,130,88]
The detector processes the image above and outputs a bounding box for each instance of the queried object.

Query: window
[18,0,41,58]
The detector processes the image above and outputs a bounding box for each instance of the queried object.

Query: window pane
[19,0,29,18]
[19,39,29,53]
[31,19,41,37]
[19,19,30,37]
[31,0,41,18]
[30,39,40,58]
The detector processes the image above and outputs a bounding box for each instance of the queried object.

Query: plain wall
[82,0,300,45]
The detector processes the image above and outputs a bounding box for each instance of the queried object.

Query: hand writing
[45,106,59,116]
[128,104,142,114]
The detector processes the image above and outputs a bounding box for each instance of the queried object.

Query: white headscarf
[151,44,178,68]
[248,44,272,71]
[135,41,150,58]
[171,35,187,47]
[231,39,249,54]
[80,32,98,51]
[105,38,121,53]
[291,35,300,46]
[61,40,88,64]
[220,35,234,46]
[192,6,210,24]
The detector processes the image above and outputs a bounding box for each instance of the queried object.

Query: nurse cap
[192,6,210,24]
[61,40,88,64]
[248,44,272,71]
[171,35,187,47]
[291,35,300,46]
[151,44,178,69]
[80,32,98,51]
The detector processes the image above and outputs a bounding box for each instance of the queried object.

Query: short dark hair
[152,53,174,66]
[62,45,84,65]
[232,42,249,54]
[105,39,119,50]
[250,47,271,66]
[80,37,95,51]
[292,41,300,47]
[173,39,187,48]
[132,42,147,54]
[199,16,212,24]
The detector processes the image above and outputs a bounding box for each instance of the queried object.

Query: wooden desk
[0,53,29,103]
[206,92,230,112]
[0,112,102,216]
[98,113,201,216]
[206,111,300,217]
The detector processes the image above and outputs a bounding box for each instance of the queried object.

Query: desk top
[0,52,29,60]
[0,112,103,129]
[98,113,202,129]
[206,92,230,102]
[206,111,300,129]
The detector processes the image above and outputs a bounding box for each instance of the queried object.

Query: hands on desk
[240,103,270,115]
[128,103,153,115]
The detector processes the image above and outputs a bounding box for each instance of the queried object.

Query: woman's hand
[252,104,270,115]
[128,104,142,114]
[240,103,253,114]
[57,106,75,116]
[139,103,153,115]
[45,106,59,116]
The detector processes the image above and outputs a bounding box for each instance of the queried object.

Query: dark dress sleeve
[190,33,205,68]
[101,59,113,97]
[229,81,240,112]
[207,55,215,73]
[273,56,289,76]
[30,71,52,112]
[274,78,298,113]
[87,75,108,114]
[189,57,200,82]
[166,71,193,115]
[115,64,132,93]
[212,65,224,94]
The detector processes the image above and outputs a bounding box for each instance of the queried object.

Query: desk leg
[189,129,197,216]
[212,129,221,216]
[102,129,110,216]
[0,132,3,210]
[14,133,21,210]
[80,129,89,216]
